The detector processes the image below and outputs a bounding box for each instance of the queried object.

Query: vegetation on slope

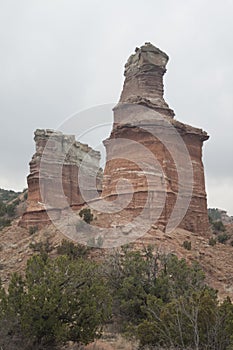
[1,242,233,349]
[0,188,25,230]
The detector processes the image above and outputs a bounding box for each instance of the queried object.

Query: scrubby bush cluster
[79,208,94,224]
[0,189,23,230]
[29,225,39,235]
[0,188,21,202]
[182,240,191,250]
[217,233,229,244]
[57,239,90,259]
[213,220,226,233]
[208,209,230,245]
[105,247,233,350]
[208,208,222,222]
[1,244,233,349]
[0,249,111,349]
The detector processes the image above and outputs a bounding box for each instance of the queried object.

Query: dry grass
[83,335,138,350]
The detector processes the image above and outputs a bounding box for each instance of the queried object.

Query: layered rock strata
[20,129,102,228]
[102,43,209,234]
[20,43,209,236]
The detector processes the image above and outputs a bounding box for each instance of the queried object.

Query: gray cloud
[0,0,232,214]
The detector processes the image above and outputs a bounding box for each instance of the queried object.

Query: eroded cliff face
[102,43,209,235]
[20,43,209,236]
[20,129,102,228]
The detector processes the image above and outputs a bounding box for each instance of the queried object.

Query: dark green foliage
[0,217,11,229]
[105,246,159,326]
[0,190,22,230]
[213,220,226,232]
[217,233,229,244]
[57,239,90,259]
[0,318,47,350]
[209,237,217,246]
[2,246,233,349]
[208,214,213,224]
[14,198,20,205]
[23,191,28,200]
[0,254,111,349]
[29,225,39,235]
[0,201,6,216]
[0,188,21,203]
[155,254,206,302]
[79,208,93,224]
[136,289,233,350]
[6,203,16,217]
[106,247,233,350]
[182,240,191,250]
[29,239,53,254]
[208,208,222,222]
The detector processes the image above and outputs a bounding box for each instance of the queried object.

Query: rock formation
[20,129,102,228]
[102,43,209,234]
[20,43,209,236]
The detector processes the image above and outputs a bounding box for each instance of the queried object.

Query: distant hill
[0,188,21,204]
[208,208,233,224]
[0,188,26,230]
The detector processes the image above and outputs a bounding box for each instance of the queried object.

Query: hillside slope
[1,218,233,301]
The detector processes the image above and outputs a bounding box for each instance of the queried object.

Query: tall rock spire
[102,43,210,235]
[119,42,174,117]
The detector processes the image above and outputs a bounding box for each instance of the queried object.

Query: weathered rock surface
[120,43,174,117]
[19,129,102,228]
[102,43,209,235]
[20,43,209,236]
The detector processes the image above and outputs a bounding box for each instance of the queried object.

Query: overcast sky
[0,0,233,215]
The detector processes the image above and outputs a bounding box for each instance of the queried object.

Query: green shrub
[29,239,52,254]
[79,208,94,224]
[0,188,20,203]
[208,208,222,221]
[0,255,111,348]
[57,239,89,259]
[213,220,226,232]
[29,226,38,235]
[183,240,191,250]
[106,248,233,350]
[13,198,20,206]
[217,233,229,244]
[209,237,217,246]
[0,218,11,230]
[0,201,6,216]
[6,204,16,217]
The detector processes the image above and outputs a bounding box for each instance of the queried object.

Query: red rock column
[102,43,209,235]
